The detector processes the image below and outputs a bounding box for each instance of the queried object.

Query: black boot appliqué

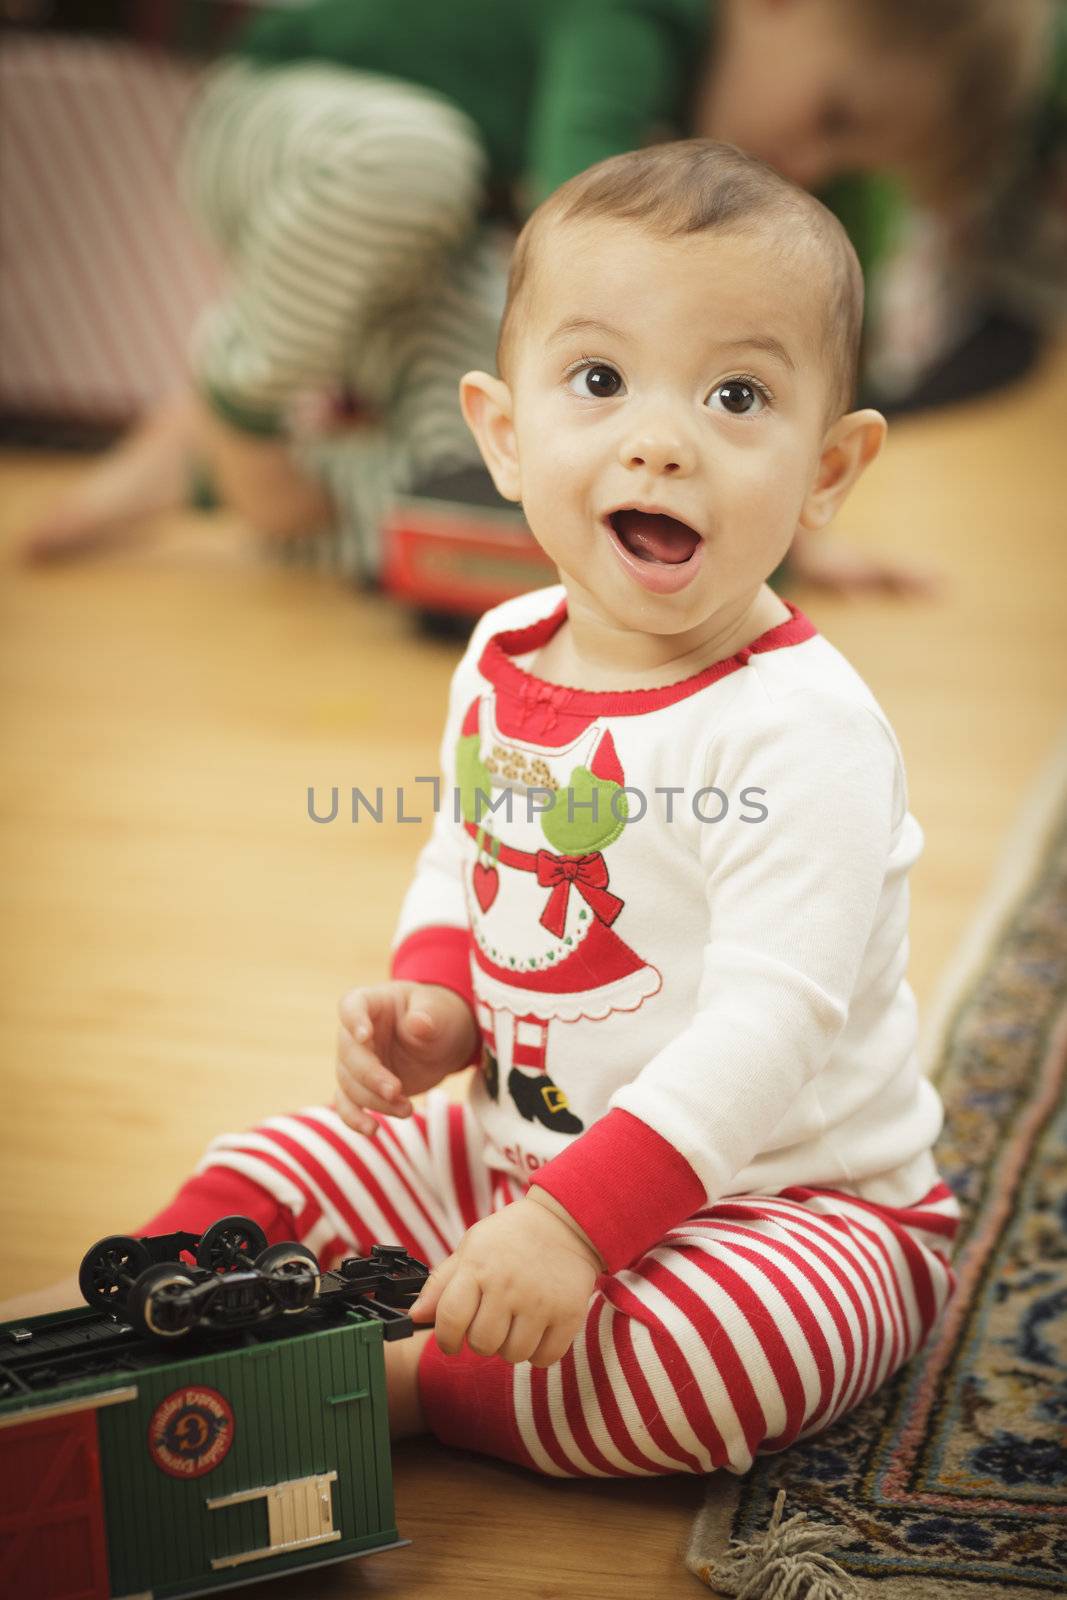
[507,1066,584,1134]
[483,1046,500,1101]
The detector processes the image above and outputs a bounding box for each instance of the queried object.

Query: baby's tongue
[612,510,699,564]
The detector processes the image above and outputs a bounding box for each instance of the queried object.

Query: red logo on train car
[148,1386,235,1478]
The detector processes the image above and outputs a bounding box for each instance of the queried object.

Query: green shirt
[237,0,912,292]
[238,0,712,205]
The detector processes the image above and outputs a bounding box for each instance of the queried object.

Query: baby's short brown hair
[497,141,864,425]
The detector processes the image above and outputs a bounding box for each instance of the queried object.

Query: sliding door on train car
[0,1402,113,1600]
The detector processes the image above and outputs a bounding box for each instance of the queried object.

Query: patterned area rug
[687,741,1067,1597]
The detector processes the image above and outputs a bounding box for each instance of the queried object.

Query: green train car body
[0,1301,407,1599]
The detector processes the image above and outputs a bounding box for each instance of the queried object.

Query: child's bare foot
[787,528,948,599]
[20,392,200,565]
[199,403,335,539]
[0,1273,81,1324]
[384,1327,432,1439]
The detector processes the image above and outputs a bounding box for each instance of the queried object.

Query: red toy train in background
[382,464,555,622]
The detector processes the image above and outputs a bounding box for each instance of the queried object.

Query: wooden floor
[1,338,1066,1597]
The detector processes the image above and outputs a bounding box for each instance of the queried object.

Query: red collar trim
[477,597,817,717]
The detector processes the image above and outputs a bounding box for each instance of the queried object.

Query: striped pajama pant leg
[180,61,503,579]
[139,1093,960,1479]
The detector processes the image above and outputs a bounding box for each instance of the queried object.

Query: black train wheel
[131,1264,199,1338]
[78,1235,152,1311]
[255,1243,320,1313]
[196,1215,269,1274]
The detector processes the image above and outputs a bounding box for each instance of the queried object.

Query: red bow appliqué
[518,678,574,735]
[535,850,623,938]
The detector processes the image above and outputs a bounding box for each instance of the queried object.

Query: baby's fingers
[499,1312,545,1366]
[336,1079,411,1128]
[430,1272,481,1356]
[465,1294,516,1359]
[529,1319,582,1369]
[334,1081,380,1138]
[338,987,377,1045]
[337,1031,412,1110]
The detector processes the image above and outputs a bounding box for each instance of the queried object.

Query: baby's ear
[798,408,886,532]
[459,372,521,503]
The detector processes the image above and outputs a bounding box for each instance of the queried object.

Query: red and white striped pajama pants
[140,1092,960,1479]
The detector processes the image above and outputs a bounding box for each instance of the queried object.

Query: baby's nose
[619,432,696,476]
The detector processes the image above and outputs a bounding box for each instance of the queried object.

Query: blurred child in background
[22,0,1054,597]
[861,1,1066,419]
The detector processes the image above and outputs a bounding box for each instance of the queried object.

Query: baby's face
[502,218,834,640]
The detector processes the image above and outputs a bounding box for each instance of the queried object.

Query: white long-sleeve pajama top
[390,586,945,1275]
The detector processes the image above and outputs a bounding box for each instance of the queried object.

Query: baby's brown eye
[709,381,761,415]
[568,364,624,398]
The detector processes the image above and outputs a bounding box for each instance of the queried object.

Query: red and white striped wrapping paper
[0,33,223,424]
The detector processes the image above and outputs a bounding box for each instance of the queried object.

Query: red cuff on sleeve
[528,1109,706,1273]
[390,925,480,1066]
[390,926,475,1010]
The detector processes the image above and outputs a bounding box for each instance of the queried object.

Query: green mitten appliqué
[540,767,627,854]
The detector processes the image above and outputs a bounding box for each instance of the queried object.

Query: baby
[13,143,962,1475]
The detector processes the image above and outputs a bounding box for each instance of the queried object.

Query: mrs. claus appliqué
[456,679,662,1135]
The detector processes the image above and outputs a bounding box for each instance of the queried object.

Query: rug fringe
[686,1488,859,1599]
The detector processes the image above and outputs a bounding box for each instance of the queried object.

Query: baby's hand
[335,981,477,1136]
[410,1191,603,1366]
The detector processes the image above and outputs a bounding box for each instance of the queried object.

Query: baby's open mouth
[608,509,701,565]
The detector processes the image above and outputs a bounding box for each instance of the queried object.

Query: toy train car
[0,1222,429,1599]
[382,463,556,620]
